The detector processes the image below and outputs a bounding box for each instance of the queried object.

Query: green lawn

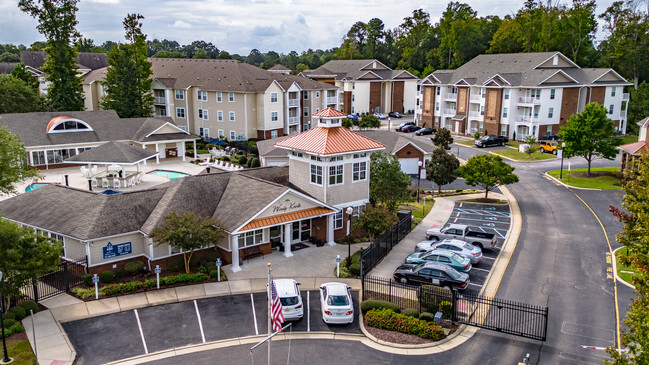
[615,247,641,285]
[401,195,434,220]
[547,166,623,190]
[491,148,558,161]
[458,140,475,146]
[5,340,37,365]
[615,134,638,146]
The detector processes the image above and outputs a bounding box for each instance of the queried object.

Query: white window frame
[303,107,309,117]
[353,161,367,181]
[334,210,343,229]
[229,111,235,122]
[271,111,278,122]
[548,107,554,118]
[217,92,222,103]
[550,89,556,100]
[316,91,320,98]
[217,110,223,122]
[310,164,323,185]
[176,107,185,118]
[609,105,614,114]
[203,128,210,138]
[218,129,224,138]
[175,90,184,100]
[238,229,264,248]
[303,91,309,100]
[271,130,278,139]
[328,165,343,186]
[198,108,209,120]
[611,87,616,97]
[504,89,509,100]
[230,130,236,140]
[270,92,278,103]
[502,107,508,118]
[197,90,207,101]
[228,92,235,102]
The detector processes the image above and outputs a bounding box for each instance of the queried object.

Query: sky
[0,0,617,56]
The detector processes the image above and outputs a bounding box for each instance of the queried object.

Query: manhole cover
[575,285,587,290]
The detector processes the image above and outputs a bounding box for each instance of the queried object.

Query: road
[139,144,633,365]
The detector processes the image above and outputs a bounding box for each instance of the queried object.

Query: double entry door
[269,219,312,245]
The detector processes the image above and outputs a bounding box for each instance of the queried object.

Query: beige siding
[245,93,257,139]
[288,158,324,201]
[263,83,285,132]
[326,162,370,206]
[256,193,320,219]
[152,240,170,258]
[88,233,147,266]
[64,237,86,260]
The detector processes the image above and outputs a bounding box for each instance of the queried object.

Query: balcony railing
[154,97,166,104]
[445,93,458,100]
[623,93,630,101]
[326,96,337,104]
[288,116,300,125]
[620,110,627,117]
[517,115,539,123]
[468,111,482,118]
[443,108,457,115]
[469,95,482,103]
[288,99,299,107]
[518,96,540,105]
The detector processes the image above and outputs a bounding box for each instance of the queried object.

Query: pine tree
[101,14,154,118]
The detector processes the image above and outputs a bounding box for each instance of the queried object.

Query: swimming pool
[25,183,50,192]
[147,170,190,181]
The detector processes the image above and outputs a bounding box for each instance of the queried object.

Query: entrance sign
[102,241,132,259]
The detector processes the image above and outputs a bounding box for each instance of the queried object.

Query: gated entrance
[360,212,411,276]
[15,257,88,304]
[362,276,548,341]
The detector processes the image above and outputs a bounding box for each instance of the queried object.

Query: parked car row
[274,279,354,324]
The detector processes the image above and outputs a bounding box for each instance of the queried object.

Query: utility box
[434,311,443,323]
[519,144,530,153]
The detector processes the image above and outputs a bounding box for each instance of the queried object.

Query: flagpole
[267,263,272,365]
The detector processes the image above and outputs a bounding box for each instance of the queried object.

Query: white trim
[454,79,471,86]
[145,122,190,138]
[332,199,369,209]
[392,70,418,80]
[534,52,580,69]
[356,70,383,80]
[393,141,428,155]
[264,80,286,93]
[538,69,579,85]
[87,253,150,268]
[47,118,94,134]
[360,59,390,71]
[483,74,511,86]
[591,69,630,84]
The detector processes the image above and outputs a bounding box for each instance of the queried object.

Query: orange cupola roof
[274,125,385,155]
[312,108,347,118]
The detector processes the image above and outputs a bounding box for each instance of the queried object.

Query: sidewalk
[23,188,519,364]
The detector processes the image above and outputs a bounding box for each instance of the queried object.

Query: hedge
[365,308,445,340]
[101,273,208,296]
[8,306,26,321]
[419,312,436,322]
[19,300,38,314]
[360,300,401,315]
[348,263,361,276]
[100,271,114,284]
[417,285,453,314]
[401,308,419,318]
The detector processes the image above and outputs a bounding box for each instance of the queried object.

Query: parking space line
[471,267,491,273]
[454,217,458,222]
[133,309,148,354]
[194,300,206,343]
[480,256,496,261]
[455,217,511,225]
[250,293,259,335]
[468,283,483,287]
[307,291,310,332]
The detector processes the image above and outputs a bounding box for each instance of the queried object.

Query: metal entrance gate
[362,276,548,341]
[15,257,88,304]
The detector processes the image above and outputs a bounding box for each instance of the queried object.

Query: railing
[360,213,411,276]
[445,93,458,100]
[288,116,300,125]
[326,96,337,104]
[623,93,630,101]
[11,257,87,305]
[443,109,457,115]
[469,95,482,103]
[154,96,166,104]
[361,275,548,341]
[518,96,540,104]
[468,111,481,118]
[517,115,537,123]
[288,99,299,107]
[620,110,627,117]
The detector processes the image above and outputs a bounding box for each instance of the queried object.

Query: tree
[11,62,39,90]
[358,114,380,129]
[456,154,519,199]
[19,0,85,111]
[627,81,649,135]
[431,128,454,150]
[150,211,226,274]
[356,205,397,240]
[0,219,62,304]
[607,155,649,364]
[0,75,43,114]
[369,151,412,211]
[0,125,41,194]
[426,148,460,194]
[192,49,208,59]
[101,14,154,118]
[0,52,20,62]
[558,102,618,176]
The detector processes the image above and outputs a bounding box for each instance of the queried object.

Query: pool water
[147,170,190,181]
[25,183,49,192]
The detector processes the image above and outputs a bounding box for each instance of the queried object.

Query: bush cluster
[419,312,436,322]
[1,323,24,338]
[124,260,143,275]
[100,271,114,284]
[365,308,445,340]
[401,308,419,318]
[360,300,401,314]
[417,285,453,314]
[101,273,208,297]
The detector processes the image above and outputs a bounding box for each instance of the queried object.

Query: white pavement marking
[471,267,491,273]
[250,293,259,335]
[133,309,148,354]
[454,217,458,222]
[456,217,510,225]
[194,300,206,343]
[468,283,483,287]
[307,291,311,332]
[480,256,496,261]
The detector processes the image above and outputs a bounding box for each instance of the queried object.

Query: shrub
[238,155,247,166]
[114,268,125,279]
[19,300,38,315]
[360,300,401,314]
[8,306,26,321]
[99,271,114,284]
[250,158,260,168]
[419,312,436,322]
[168,256,184,272]
[455,188,463,193]
[439,301,453,319]
[72,287,97,300]
[209,269,227,280]
[220,156,230,162]
[2,318,17,328]
[2,312,15,321]
[474,131,481,140]
[351,249,362,265]
[101,281,144,296]
[402,308,419,318]
[10,323,24,334]
[417,285,452,314]
[348,263,361,276]
[365,308,445,340]
[124,261,143,275]
[82,273,93,286]
[1,328,11,338]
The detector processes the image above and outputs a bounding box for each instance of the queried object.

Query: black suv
[393,262,470,290]
[474,135,508,148]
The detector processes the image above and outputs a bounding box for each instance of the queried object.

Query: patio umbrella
[207,138,228,146]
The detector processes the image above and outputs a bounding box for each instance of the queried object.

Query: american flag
[270,280,285,332]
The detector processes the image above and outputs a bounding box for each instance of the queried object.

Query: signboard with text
[102,241,132,259]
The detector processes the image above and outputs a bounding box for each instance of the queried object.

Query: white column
[327,215,336,246]
[193,140,198,159]
[178,142,186,162]
[155,143,160,164]
[231,234,241,272]
[142,144,147,165]
[283,222,293,257]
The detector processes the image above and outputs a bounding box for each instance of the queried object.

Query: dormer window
[46,117,93,134]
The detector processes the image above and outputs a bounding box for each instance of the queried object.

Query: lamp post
[346,206,353,269]
[0,271,12,364]
[417,160,423,203]
[559,142,566,180]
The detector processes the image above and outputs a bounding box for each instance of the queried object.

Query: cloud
[171,20,191,29]
[251,26,279,38]
[86,0,120,3]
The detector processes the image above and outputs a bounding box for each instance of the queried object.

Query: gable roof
[356,130,434,155]
[617,141,648,155]
[64,141,158,164]
[20,51,108,71]
[304,59,419,82]
[274,126,385,155]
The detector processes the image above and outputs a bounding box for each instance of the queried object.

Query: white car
[274,279,303,321]
[319,282,354,324]
[415,238,483,264]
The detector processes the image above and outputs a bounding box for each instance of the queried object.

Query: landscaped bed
[546,167,623,190]
[490,147,558,161]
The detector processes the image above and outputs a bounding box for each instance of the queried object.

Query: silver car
[415,238,482,264]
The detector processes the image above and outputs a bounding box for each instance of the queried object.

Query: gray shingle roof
[305,59,418,81]
[64,141,158,164]
[356,130,434,154]
[0,63,18,74]
[20,51,108,71]
[0,111,197,148]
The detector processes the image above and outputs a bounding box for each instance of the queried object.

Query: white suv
[274,279,303,321]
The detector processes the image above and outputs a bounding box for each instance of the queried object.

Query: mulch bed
[363,317,459,345]
[570,171,622,178]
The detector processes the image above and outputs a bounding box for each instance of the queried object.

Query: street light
[559,142,566,180]
[346,206,353,269]
[417,160,423,203]
[0,271,12,364]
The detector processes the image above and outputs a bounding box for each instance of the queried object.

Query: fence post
[63,262,70,292]
[542,307,549,341]
[84,255,89,274]
[32,279,39,303]
[451,289,458,322]
[389,278,392,303]
[360,261,365,296]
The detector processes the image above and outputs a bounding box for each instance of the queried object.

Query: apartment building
[414,52,631,139]
[302,59,418,116]
[82,58,339,140]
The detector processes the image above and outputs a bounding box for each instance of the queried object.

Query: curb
[543,172,602,191]
[612,247,636,290]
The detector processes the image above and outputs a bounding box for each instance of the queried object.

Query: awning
[452,114,466,121]
[238,207,335,232]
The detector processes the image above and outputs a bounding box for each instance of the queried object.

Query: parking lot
[412,202,510,296]
[63,291,360,364]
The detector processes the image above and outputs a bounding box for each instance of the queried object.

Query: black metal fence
[11,257,88,306]
[360,213,412,276]
[362,276,548,341]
